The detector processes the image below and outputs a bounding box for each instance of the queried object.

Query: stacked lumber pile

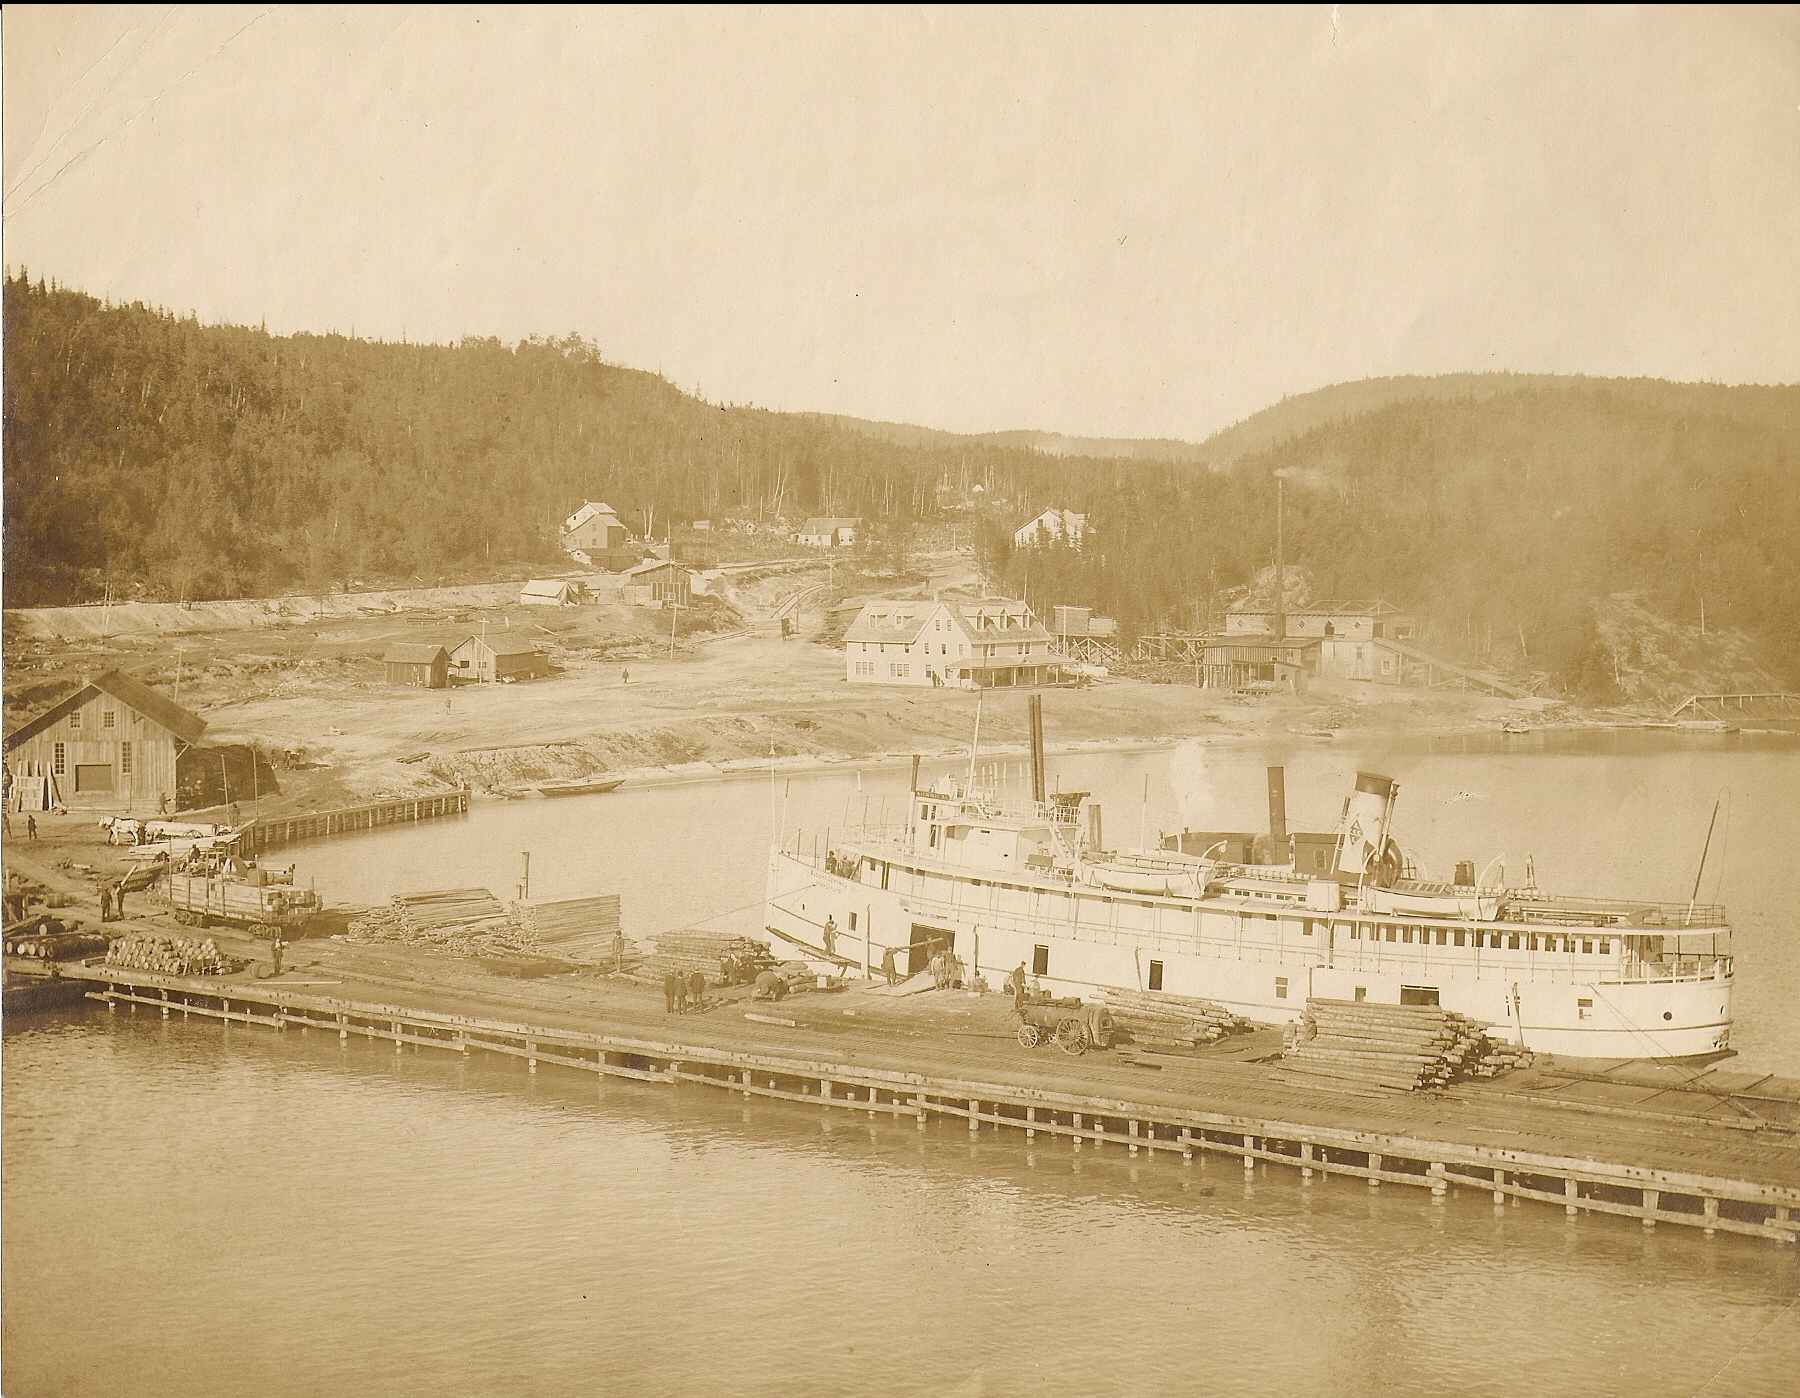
[512,894,630,966]
[1467,1038,1535,1078]
[637,930,775,988]
[106,932,233,976]
[1281,998,1531,1091]
[1092,988,1250,1050]
[348,888,540,957]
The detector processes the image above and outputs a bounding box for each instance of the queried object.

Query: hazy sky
[4,5,1797,441]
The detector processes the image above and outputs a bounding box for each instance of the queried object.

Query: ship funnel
[1267,767,1287,847]
[1028,695,1047,807]
[1336,772,1397,877]
[1086,803,1104,854]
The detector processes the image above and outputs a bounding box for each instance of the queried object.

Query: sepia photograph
[3,6,1797,1395]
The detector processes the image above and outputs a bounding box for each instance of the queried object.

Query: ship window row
[1345,923,1611,954]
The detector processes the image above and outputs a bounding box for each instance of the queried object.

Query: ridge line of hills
[5,273,1797,698]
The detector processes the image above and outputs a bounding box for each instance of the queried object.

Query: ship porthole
[1663,1011,1672,1021]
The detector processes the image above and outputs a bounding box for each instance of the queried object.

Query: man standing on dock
[663,970,679,1013]
[269,933,285,978]
[881,944,898,986]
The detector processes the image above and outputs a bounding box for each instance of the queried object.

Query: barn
[382,643,451,688]
[5,670,206,812]
[449,634,548,683]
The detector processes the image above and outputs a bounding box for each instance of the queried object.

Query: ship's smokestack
[1266,766,1287,849]
[1087,803,1103,854]
[911,754,921,794]
[1336,772,1398,877]
[1028,695,1047,807]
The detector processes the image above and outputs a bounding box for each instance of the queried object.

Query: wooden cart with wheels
[1014,1000,1112,1057]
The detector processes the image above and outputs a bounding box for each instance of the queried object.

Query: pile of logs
[1092,988,1250,1050]
[106,932,234,976]
[637,930,775,988]
[1282,998,1533,1091]
[512,894,630,967]
[348,888,541,957]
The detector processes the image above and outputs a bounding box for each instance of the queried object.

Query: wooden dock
[62,962,1800,1245]
[240,789,470,856]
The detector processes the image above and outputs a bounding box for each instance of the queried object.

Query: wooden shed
[4,670,206,812]
[623,560,693,608]
[382,643,451,688]
[450,634,547,684]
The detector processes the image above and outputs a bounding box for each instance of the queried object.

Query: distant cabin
[1224,600,1416,643]
[450,635,547,684]
[520,578,585,607]
[798,517,859,548]
[383,643,451,689]
[559,502,641,571]
[623,559,694,608]
[4,669,206,811]
[560,501,627,552]
[1013,508,1087,549]
[1198,637,1321,693]
[1050,605,1118,638]
[844,598,1058,689]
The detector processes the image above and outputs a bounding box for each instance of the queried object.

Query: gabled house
[449,634,547,684]
[1013,508,1087,549]
[844,598,1058,688]
[382,644,451,688]
[560,502,627,552]
[798,517,860,548]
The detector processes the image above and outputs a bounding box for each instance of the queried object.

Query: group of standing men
[663,969,708,1013]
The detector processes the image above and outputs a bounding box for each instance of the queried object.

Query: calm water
[5,732,1799,1396]
[5,1011,1798,1398]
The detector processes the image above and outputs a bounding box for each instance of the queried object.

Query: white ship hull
[765,847,1732,1060]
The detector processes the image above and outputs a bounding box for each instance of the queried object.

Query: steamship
[764,752,1734,1060]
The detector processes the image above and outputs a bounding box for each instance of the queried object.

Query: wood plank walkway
[240,789,469,855]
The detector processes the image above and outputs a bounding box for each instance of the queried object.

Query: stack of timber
[1281,997,1532,1091]
[1092,988,1250,1050]
[511,894,631,967]
[636,930,775,987]
[348,888,540,957]
[105,932,234,976]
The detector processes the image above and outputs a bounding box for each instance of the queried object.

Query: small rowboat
[534,778,625,798]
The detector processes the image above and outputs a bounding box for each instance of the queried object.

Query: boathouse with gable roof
[4,670,207,811]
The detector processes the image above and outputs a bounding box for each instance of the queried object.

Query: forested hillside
[6,273,1797,695]
[982,383,1800,695]
[1,274,1054,605]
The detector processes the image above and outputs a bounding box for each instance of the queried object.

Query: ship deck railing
[1505,895,1727,931]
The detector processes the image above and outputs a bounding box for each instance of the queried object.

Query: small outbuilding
[623,560,694,608]
[450,634,548,684]
[383,644,451,689]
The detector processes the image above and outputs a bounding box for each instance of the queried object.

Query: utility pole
[1273,472,1286,641]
